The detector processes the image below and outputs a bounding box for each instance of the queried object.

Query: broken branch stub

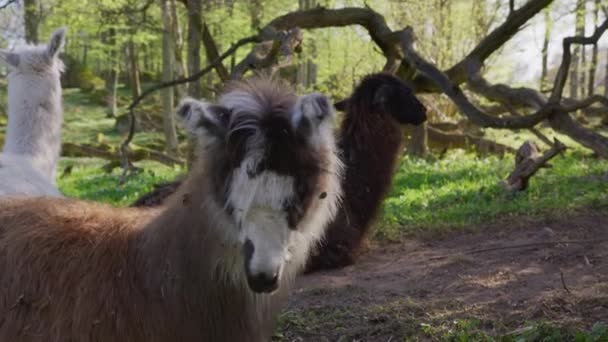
[502,139,567,191]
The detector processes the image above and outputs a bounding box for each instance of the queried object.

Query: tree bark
[127,40,142,99]
[160,0,179,155]
[407,124,428,157]
[540,6,551,89]
[103,28,119,118]
[186,0,202,98]
[588,0,600,96]
[170,0,187,98]
[569,0,585,98]
[23,0,39,43]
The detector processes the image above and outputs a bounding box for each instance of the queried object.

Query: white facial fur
[222,92,338,289]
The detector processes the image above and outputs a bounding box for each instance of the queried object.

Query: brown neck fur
[0,164,288,342]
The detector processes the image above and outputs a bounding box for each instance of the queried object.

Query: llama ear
[47,27,67,58]
[0,50,19,68]
[176,97,230,139]
[333,98,349,111]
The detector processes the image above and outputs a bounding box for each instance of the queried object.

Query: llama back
[0,198,153,341]
[0,197,284,341]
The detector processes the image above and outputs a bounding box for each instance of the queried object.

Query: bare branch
[119,34,260,169]
[231,28,303,79]
[396,28,554,129]
[201,22,230,81]
[550,18,608,102]
[0,0,16,10]
[415,0,554,91]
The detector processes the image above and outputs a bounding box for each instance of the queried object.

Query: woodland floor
[277,209,608,341]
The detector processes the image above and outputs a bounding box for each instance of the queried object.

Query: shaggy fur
[0,28,66,197]
[0,77,341,341]
[130,73,427,273]
[306,73,427,271]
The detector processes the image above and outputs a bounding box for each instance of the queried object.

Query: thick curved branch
[414,0,554,91]
[266,6,395,56]
[397,28,554,129]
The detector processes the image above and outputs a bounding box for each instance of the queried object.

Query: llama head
[0,27,66,76]
[335,73,427,126]
[177,77,341,293]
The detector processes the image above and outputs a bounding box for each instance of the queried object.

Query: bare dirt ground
[279,210,608,341]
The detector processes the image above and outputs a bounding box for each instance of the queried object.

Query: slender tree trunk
[540,6,551,89]
[604,49,608,97]
[127,40,142,99]
[249,0,262,30]
[23,0,39,43]
[160,0,179,155]
[588,0,600,96]
[569,0,585,99]
[104,28,119,118]
[186,0,202,98]
[170,0,186,98]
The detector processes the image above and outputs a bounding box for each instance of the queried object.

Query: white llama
[0,27,66,197]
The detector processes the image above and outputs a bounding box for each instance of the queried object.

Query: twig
[429,239,608,261]
[560,270,571,294]
[466,239,607,254]
[119,34,260,172]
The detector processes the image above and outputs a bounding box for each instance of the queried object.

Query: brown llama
[305,73,426,271]
[131,73,427,272]
[0,77,342,342]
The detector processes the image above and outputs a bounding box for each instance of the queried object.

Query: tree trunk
[103,28,119,118]
[249,0,262,30]
[127,40,142,99]
[186,0,202,98]
[569,0,585,99]
[170,0,187,98]
[160,0,179,155]
[407,123,429,157]
[23,0,39,44]
[540,6,551,89]
[588,0,600,96]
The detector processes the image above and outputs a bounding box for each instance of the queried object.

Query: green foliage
[379,150,608,239]
[58,159,182,206]
[78,68,105,94]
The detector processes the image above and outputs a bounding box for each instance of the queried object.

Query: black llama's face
[177,78,337,293]
[336,74,427,126]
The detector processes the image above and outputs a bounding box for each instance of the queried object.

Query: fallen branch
[62,142,185,168]
[427,125,515,155]
[502,138,566,191]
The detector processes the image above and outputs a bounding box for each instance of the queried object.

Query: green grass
[379,149,608,239]
[57,158,183,206]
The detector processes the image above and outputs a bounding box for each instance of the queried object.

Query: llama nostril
[247,272,279,293]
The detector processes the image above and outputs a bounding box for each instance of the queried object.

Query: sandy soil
[280,210,608,341]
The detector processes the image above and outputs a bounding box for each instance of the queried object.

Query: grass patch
[58,158,182,206]
[378,149,608,239]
